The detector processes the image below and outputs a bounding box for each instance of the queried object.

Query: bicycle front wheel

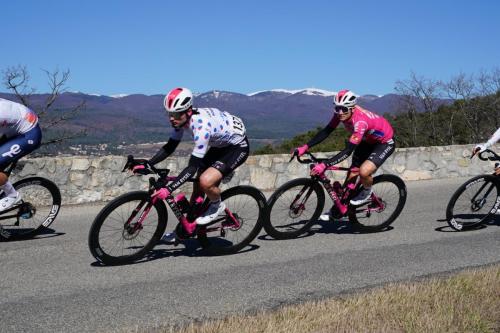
[348,174,407,231]
[446,175,500,231]
[88,191,168,265]
[265,178,325,239]
[197,186,266,255]
[0,177,61,240]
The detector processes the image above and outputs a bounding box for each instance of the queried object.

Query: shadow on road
[312,220,394,234]
[90,240,260,267]
[258,220,394,242]
[0,227,65,242]
[435,214,499,232]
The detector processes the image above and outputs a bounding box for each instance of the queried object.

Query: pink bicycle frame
[316,166,384,215]
[128,175,241,236]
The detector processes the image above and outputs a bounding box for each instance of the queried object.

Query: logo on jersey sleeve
[24,112,38,124]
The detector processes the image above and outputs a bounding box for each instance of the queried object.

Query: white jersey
[486,127,500,148]
[170,108,246,158]
[0,98,38,138]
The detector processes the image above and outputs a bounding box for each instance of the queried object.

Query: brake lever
[122,155,135,172]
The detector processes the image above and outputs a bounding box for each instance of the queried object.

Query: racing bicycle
[264,152,407,239]
[446,149,500,231]
[88,155,266,265]
[0,160,61,241]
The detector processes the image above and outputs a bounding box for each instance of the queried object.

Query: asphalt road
[1,177,499,333]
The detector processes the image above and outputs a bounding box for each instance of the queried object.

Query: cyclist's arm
[325,120,367,166]
[306,116,339,148]
[486,127,500,148]
[165,127,210,192]
[165,154,203,192]
[325,142,357,166]
[149,138,180,165]
[149,128,184,165]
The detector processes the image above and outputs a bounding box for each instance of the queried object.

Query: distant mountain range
[0,89,450,149]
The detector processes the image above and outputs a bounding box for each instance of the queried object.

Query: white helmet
[334,89,357,108]
[164,87,193,112]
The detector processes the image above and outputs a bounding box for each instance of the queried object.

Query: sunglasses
[334,106,351,114]
[168,112,185,120]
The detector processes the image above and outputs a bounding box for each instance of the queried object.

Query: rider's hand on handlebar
[151,188,170,200]
[310,162,327,176]
[294,144,309,157]
[472,144,486,158]
[151,179,170,199]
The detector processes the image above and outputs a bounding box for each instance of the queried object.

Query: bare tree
[442,72,476,143]
[395,72,443,146]
[395,79,419,146]
[477,68,500,131]
[2,65,86,147]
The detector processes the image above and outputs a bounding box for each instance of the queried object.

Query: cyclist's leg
[196,138,249,225]
[344,142,372,186]
[351,140,395,205]
[0,126,42,210]
[200,138,249,200]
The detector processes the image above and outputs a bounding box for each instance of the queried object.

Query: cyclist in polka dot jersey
[142,88,249,234]
[171,107,247,159]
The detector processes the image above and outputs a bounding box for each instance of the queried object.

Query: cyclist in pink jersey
[294,89,395,220]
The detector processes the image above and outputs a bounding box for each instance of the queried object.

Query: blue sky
[2,0,499,96]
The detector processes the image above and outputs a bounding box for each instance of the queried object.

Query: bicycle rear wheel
[348,174,407,231]
[0,177,61,240]
[446,175,500,231]
[197,186,265,255]
[88,191,167,265]
[265,178,325,239]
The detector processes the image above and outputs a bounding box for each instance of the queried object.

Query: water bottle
[332,181,342,194]
[174,193,190,214]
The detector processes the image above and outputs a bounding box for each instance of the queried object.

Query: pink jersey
[328,106,393,145]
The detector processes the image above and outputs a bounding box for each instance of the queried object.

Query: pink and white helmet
[334,89,357,108]
[164,87,193,112]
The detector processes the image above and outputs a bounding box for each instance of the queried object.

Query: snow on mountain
[248,88,336,97]
[110,94,129,98]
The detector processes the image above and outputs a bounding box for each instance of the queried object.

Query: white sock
[0,182,17,198]
[210,198,221,206]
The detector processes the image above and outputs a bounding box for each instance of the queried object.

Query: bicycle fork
[470,181,496,212]
[124,199,154,234]
[289,184,316,216]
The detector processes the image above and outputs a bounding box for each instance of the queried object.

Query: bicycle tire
[265,178,325,239]
[446,174,500,231]
[88,191,168,265]
[348,174,407,231]
[1,177,61,240]
[197,186,266,255]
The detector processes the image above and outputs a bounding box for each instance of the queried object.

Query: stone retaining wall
[11,144,499,204]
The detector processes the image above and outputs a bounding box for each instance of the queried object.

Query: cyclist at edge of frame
[0,98,42,228]
[131,87,249,242]
[293,89,395,221]
[473,127,500,175]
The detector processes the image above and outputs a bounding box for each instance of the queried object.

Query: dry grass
[129,266,500,333]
